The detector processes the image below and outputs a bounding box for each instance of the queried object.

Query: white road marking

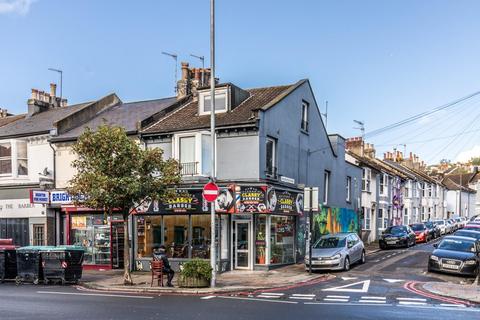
[397,297,427,302]
[360,296,386,300]
[258,295,281,299]
[373,260,380,262]
[359,300,386,304]
[326,295,350,299]
[217,296,298,304]
[439,304,466,308]
[36,291,153,299]
[341,276,358,281]
[259,292,284,296]
[305,302,393,307]
[201,295,216,300]
[291,294,315,297]
[399,301,427,306]
[323,298,349,302]
[289,296,314,300]
[322,280,371,293]
[384,278,404,283]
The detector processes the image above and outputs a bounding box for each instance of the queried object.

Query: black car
[428,236,480,277]
[425,221,440,239]
[379,225,416,249]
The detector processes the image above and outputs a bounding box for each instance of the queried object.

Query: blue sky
[1,0,480,164]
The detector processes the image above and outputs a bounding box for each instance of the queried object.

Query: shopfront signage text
[30,190,50,204]
[50,191,86,204]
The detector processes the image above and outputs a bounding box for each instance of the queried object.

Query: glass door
[235,221,250,269]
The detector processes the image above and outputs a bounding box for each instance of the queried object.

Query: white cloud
[0,0,36,15]
[455,145,480,163]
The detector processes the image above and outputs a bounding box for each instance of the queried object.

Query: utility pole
[48,68,63,100]
[190,54,205,86]
[161,51,178,93]
[209,0,217,288]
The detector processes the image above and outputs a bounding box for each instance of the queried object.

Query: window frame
[301,101,309,132]
[323,170,330,205]
[173,132,213,176]
[362,168,371,192]
[0,141,12,176]
[198,88,229,115]
[0,139,28,178]
[265,137,277,178]
[346,176,352,202]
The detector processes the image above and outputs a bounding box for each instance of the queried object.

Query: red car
[410,223,431,243]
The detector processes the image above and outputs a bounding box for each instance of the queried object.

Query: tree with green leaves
[67,125,180,284]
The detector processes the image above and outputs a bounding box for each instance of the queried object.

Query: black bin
[0,248,17,282]
[41,246,85,285]
[15,246,52,285]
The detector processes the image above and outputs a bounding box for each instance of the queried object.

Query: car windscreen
[385,226,406,235]
[410,224,425,231]
[314,237,346,249]
[425,222,434,228]
[437,239,476,253]
[435,221,445,225]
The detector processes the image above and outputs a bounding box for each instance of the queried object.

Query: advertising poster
[238,186,267,213]
[147,189,209,214]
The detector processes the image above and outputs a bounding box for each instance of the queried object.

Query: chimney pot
[194,68,200,81]
[181,62,189,80]
[50,83,57,97]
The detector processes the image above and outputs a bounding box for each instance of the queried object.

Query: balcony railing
[180,161,199,176]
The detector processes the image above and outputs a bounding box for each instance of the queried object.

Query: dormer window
[199,88,228,115]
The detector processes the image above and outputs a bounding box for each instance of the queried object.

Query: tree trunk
[123,210,133,285]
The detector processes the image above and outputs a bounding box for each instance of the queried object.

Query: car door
[352,234,363,262]
[348,235,360,262]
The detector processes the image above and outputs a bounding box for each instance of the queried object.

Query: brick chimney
[346,137,364,156]
[176,62,214,100]
[27,84,67,117]
[0,108,8,118]
[364,143,376,158]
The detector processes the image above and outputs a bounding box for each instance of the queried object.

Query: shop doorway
[111,222,125,269]
[234,221,251,269]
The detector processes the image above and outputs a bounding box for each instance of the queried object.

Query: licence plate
[313,260,329,265]
[442,264,459,270]
[387,241,396,245]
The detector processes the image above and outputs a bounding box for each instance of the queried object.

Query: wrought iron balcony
[180,161,199,176]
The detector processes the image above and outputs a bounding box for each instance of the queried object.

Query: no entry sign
[203,182,219,202]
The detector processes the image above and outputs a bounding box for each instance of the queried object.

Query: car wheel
[360,251,366,264]
[380,243,386,250]
[344,257,350,271]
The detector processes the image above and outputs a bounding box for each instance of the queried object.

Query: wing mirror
[433,243,438,248]
[347,242,354,249]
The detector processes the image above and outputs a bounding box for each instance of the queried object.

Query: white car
[434,220,447,235]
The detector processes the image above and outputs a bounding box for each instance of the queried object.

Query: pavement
[80,264,334,294]
[423,281,480,303]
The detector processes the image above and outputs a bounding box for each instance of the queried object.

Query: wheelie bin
[0,246,17,283]
[15,246,54,285]
[41,246,85,285]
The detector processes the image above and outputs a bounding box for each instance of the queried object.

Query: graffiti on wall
[312,206,359,241]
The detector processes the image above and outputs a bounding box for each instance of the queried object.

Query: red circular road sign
[203,182,219,202]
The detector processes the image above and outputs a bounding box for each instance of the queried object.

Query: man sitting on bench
[152,245,175,287]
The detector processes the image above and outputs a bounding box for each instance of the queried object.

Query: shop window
[270,216,295,265]
[136,216,162,259]
[191,215,211,259]
[163,215,189,258]
[255,215,267,265]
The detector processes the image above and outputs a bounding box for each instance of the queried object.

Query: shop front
[133,184,304,272]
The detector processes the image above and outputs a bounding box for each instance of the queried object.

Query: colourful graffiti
[312,206,359,241]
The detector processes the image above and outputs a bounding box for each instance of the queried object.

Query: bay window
[0,140,28,177]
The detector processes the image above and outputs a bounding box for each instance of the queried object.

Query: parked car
[428,236,480,277]
[446,219,456,233]
[410,223,431,243]
[455,217,466,229]
[379,225,416,249]
[305,233,365,272]
[464,223,480,232]
[425,221,440,239]
[433,220,447,235]
[454,230,480,243]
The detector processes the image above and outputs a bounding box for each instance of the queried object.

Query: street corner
[420,281,480,305]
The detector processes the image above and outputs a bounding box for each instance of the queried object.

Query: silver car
[305,232,365,271]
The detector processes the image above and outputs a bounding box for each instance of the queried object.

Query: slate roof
[142,81,303,135]
[442,177,476,192]
[347,151,408,179]
[50,97,178,142]
[0,102,91,138]
[0,114,25,128]
[444,173,479,188]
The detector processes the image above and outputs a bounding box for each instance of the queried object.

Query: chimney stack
[50,83,57,98]
[176,62,217,100]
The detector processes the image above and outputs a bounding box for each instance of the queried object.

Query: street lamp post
[210,0,217,288]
